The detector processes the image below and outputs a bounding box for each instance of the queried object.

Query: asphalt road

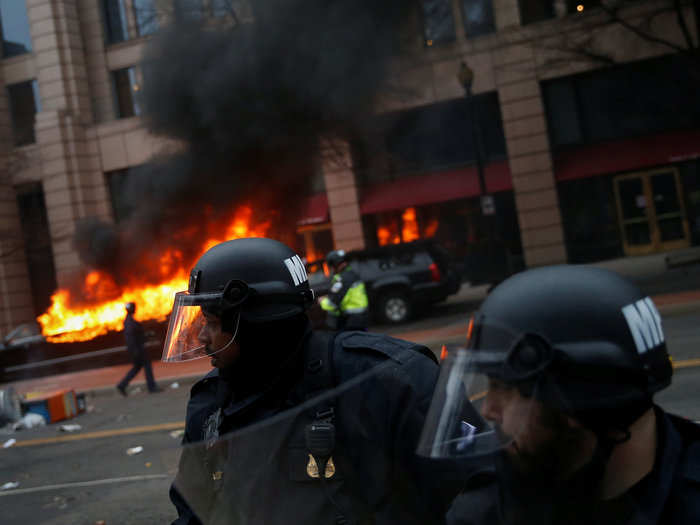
[1,308,699,525]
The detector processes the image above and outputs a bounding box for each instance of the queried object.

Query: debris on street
[126,446,144,456]
[169,429,185,439]
[170,382,180,389]
[2,438,16,448]
[59,424,82,432]
[1,481,19,491]
[12,413,46,431]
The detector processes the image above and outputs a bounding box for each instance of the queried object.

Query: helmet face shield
[162,291,238,362]
[417,323,547,459]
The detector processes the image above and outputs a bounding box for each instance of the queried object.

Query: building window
[212,0,232,17]
[175,0,204,21]
[0,0,32,58]
[518,0,555,25]
[542,54,700,149]
[379,93,506,179]
[112,67,141,118]
[8,80,40,146]
[461,0,495,38]
[16,182,58,315]
[102,0,129,44]
[106,168,137,222]
[133,0,159,36]
[422,0,456,47]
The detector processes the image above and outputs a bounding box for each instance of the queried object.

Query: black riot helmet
[325,249,346,270]
[162,238,315,362]
[418,265,673,459]
[469,265,672,431]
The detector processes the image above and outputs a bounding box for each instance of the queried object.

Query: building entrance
[614,168,690,255]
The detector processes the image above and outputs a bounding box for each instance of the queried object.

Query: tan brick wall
[321,139,365,252]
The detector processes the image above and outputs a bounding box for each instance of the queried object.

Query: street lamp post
[457,61,492,216]
[457,61,502,283]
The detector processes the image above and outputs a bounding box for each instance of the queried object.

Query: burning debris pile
[37,0,414,342]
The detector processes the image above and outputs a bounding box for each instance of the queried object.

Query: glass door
[614,168,689,256]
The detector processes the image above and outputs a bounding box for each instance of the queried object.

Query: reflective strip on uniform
[339,281,368,314]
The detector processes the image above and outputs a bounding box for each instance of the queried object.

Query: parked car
[306,240,461,325]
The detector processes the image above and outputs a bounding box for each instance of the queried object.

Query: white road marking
[0,474,169,496]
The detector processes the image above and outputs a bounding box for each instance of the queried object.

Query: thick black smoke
[73,0,413,291]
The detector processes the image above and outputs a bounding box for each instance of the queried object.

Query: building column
[30,0,106,287]
[320,138,365,252]
[0,78,35,335]
[495,43,567,266]
[492,0,521,30]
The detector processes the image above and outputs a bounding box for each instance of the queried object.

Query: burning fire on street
[37,206,271,343]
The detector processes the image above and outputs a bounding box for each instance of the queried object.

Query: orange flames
[377,207,438,246]
[38,206,270,343]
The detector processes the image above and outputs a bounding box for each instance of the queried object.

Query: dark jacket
[170,328,465,525]
[124,314,145,357]
[447,406,700,525]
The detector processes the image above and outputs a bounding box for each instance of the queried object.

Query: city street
[1,306,700,525]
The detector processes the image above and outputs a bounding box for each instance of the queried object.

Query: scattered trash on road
[2,438,16,448]
[12,413,46,431]
[59,424,82,432]
[169,429,185,439]
[126,446,144,456]
[170,382,180,389]
[131,386,143,394]
[1,481,19,491]
[145,462,152,468]
[86,405,96,413]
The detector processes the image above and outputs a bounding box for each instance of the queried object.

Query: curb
[80,373,202,399]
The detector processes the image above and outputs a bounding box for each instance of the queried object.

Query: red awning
[553,129,700,181]
[297,193,329,225]
[359,161,512,215]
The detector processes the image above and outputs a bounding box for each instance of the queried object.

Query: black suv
[306,241,460,324]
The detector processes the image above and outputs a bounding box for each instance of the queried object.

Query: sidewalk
[5,247,700,399]
[6,284,700,399]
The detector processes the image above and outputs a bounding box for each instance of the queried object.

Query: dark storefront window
[133,0,159,36]
[680,160,700,246]
[362,93,506,183]
[175,0,205,21]
[16,183,58,315]
[102,0,129,44]
[422,0,456,46]
[8,80,40,146]
[558,176,623,263]
[543,54,700,149]
[519,0,555,25]
[361,193,523,282]
[112,67,141,118]
[0,0,32,57]
[460,0,495,38]
[106,168,137,222]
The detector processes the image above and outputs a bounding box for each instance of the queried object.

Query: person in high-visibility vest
[320,250,369,331]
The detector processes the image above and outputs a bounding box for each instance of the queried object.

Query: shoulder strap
[302,330,338,423]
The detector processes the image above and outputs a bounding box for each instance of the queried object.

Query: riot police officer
[164,238,463,525]
[418,265,700,525]
[320,249,369,331]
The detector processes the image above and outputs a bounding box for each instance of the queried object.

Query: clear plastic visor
[162,291,237,362]
[417,338,541,459]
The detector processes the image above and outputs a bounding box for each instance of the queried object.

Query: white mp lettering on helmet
[621,297,664,355]
[283,255,308,286]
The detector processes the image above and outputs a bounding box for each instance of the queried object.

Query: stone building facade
[0,0,697,336]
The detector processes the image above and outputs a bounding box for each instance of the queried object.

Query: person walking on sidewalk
[116,302,161,396]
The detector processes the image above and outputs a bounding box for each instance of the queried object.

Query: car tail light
[429,262,441,282]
